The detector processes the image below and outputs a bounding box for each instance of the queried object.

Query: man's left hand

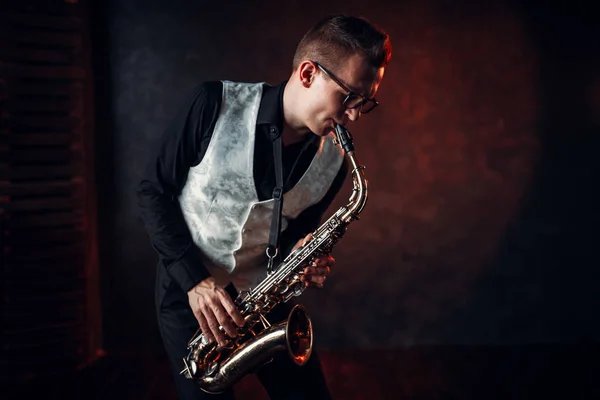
[291,233,335,289]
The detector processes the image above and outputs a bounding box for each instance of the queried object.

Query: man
[138,14,391,400]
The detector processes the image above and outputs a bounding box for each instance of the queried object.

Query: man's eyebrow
[339,78,366,96]
[341,78,362,94]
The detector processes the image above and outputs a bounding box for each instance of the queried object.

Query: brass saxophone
[181,124,368,393]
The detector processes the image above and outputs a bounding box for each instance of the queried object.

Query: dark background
[94,0,599,353]
[2,0,599,398]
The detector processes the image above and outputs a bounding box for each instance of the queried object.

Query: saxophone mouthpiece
[334,124,355,153]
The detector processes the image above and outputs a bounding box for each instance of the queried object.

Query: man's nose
[345,107,360,122]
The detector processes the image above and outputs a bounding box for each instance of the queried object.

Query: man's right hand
[187,277,245,346]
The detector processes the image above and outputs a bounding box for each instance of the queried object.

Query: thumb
[292,233,313,252]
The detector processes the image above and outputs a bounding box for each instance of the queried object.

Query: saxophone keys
[242,301,257,314]
[258,313,271,329]
[180,358,194,377]
[290,281,305,297]
[205,361,219,377]
[278,285,289,294]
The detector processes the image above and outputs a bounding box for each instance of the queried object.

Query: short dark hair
[292,15,392,75]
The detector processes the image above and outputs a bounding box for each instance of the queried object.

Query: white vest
[178,81,343,291]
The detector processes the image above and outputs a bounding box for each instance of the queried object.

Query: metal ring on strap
[265,246,279,259]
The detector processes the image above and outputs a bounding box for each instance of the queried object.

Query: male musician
[138,14,391,400]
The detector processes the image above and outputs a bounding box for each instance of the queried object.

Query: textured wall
[92,0,600,351]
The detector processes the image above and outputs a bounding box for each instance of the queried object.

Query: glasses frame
[312,60,379,114]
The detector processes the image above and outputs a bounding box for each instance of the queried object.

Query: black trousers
[156,266,333,400]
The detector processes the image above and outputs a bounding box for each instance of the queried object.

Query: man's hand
[292,233,335,289]
[187,277,245,346]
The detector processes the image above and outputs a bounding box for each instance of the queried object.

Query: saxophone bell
[192,304,313,394]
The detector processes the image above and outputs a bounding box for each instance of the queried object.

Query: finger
[202,304,228,346]
[218,290,245,327]
[211,301,239,338]
[195,311,215,344]
[292,233,313,252]
[301,266,315,282]
[301,272,327,284]
[305,281,324,289]
[303,266,330,277]
[303,233,313,245]
[313,255,335,268]
[308,274,327,285]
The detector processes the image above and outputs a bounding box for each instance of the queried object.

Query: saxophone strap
[267,125,284,273]
[266,125,315,273]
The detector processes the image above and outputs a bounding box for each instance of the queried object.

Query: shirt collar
[257,80,287,130]
[256,79,320,147]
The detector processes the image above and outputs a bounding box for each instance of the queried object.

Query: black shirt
[137,81,348,293]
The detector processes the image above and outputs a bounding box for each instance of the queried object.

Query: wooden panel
[6,273,86,292]
[0,197,83,212]
[0,164,82,180]
[0,45,75,64]
[2,211,83,228]
[4,243,85,261]
[0,132,80,146]
[0,1,82,18]
[1,116,81,130]
[5,98,75,112]
[3,255,86,274]
[2,12,82,31]
[6,82,83,97]
[0,180,83,196]
[0,62,86,79]
[6,310,86,337]
[4,322,87,343]
[0,148,82,163]
[0,28,82,48]
[0,0,101,384]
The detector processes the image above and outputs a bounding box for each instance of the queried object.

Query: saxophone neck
[335,124,369,219]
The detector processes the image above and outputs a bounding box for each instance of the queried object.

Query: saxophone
[181,124,368,394]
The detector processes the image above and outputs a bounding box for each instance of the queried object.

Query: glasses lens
[344,94,366,108]
[360,100,377,114]
[344,95,378,113]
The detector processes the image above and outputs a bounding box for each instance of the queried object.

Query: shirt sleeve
[137,82,222,293]
[280,158,350,257]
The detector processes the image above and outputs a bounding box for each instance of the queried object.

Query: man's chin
[322,127,336,136]
[321,122,337,136]
[310,120,337,136]
[310,127,332,137]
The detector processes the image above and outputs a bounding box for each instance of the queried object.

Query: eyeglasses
[313,61,379,114]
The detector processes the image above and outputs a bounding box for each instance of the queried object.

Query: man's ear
[297,61,317,88]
